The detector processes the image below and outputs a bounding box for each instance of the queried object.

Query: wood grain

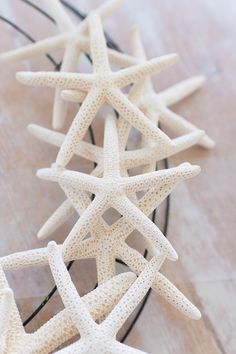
[0,0,235,353]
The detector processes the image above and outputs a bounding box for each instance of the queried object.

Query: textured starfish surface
[48,242,160,354]
[0,0,140,130]
[0,262,136,353]
[0,115,201,321]
[16,13,179,168]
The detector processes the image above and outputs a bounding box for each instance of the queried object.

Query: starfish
[66,27,214,150]
[47,241,162,353]
[0,157,201,321]
[130,27,215,149]
[16,12,179,168]
[0,0,139,130]
[27,122,203,239]
[37,115,185,261]
[0,261,136,353]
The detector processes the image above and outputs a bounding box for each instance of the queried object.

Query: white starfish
[0,261,136,353]
[0,0,139,130]
[48,241,160,354]
[130,27,214,149]
[37,115,184,261]
[27,122,203,239]
[16,12,178,168]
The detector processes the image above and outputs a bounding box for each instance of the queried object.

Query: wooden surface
[0,0,235,353]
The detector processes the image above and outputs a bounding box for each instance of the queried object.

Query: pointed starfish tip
[192,307,202,320]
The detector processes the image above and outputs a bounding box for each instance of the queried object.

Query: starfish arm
[52,41,82,130]
[118,246,201,320]
[130,26,146,60]
[61,89,86,102]
[159,106,215,149]
[102,257,159,336]
[108,49,140,67]
[28,123,64,146]
[16,71,93,91]
[96,0,124,21]
[113,54,177,88]
[0,33,68,63]
[38,199,75,240]
[76,0,124,35]
[122,162,201,193]
[124,130,204,169]
[103,115,120,178]
[108,88,173,146]
[157,75,206,106]
[0,289,13,333]
[62,195,109,257]
[30,272,135,353]
[0,239,96,271]
[46,0,74,32]
[1,247,50,270]
[56,88,104,167]
[48,241,97,336]
[28,124,103,163]
[113,196,177,260]
[96,252,116,285]
[0,267,24,334]
[152,273,201,320]
[37,167,101,194]
[89,13,110,73]
[110,180,181,242]
[117,118,131,151]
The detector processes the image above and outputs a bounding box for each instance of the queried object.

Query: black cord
[2,0,171,342]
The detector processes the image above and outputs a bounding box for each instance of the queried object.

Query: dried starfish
[16,13,178,168]
[0,262,136,353]
[0,0,138,130]
[130,27,214,149]
[68,27,214,150]
[48,241,159,354]
[27,123,203,239]
[37,115,181,260]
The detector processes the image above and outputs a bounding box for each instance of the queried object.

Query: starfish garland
[0,263,136,353]
[47,242,160,353]
[0,116,201,320]
[16,13,179,168]
[0,169,201,320]
[0,0,139,130]
[0,0,214,351]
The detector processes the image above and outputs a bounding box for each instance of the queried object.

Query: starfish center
[93,73,113,92]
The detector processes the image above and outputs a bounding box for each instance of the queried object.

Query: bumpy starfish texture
[16,13,179,168]
[48,242,160,354]
[0,0,139,130]
[0,261,136,353]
